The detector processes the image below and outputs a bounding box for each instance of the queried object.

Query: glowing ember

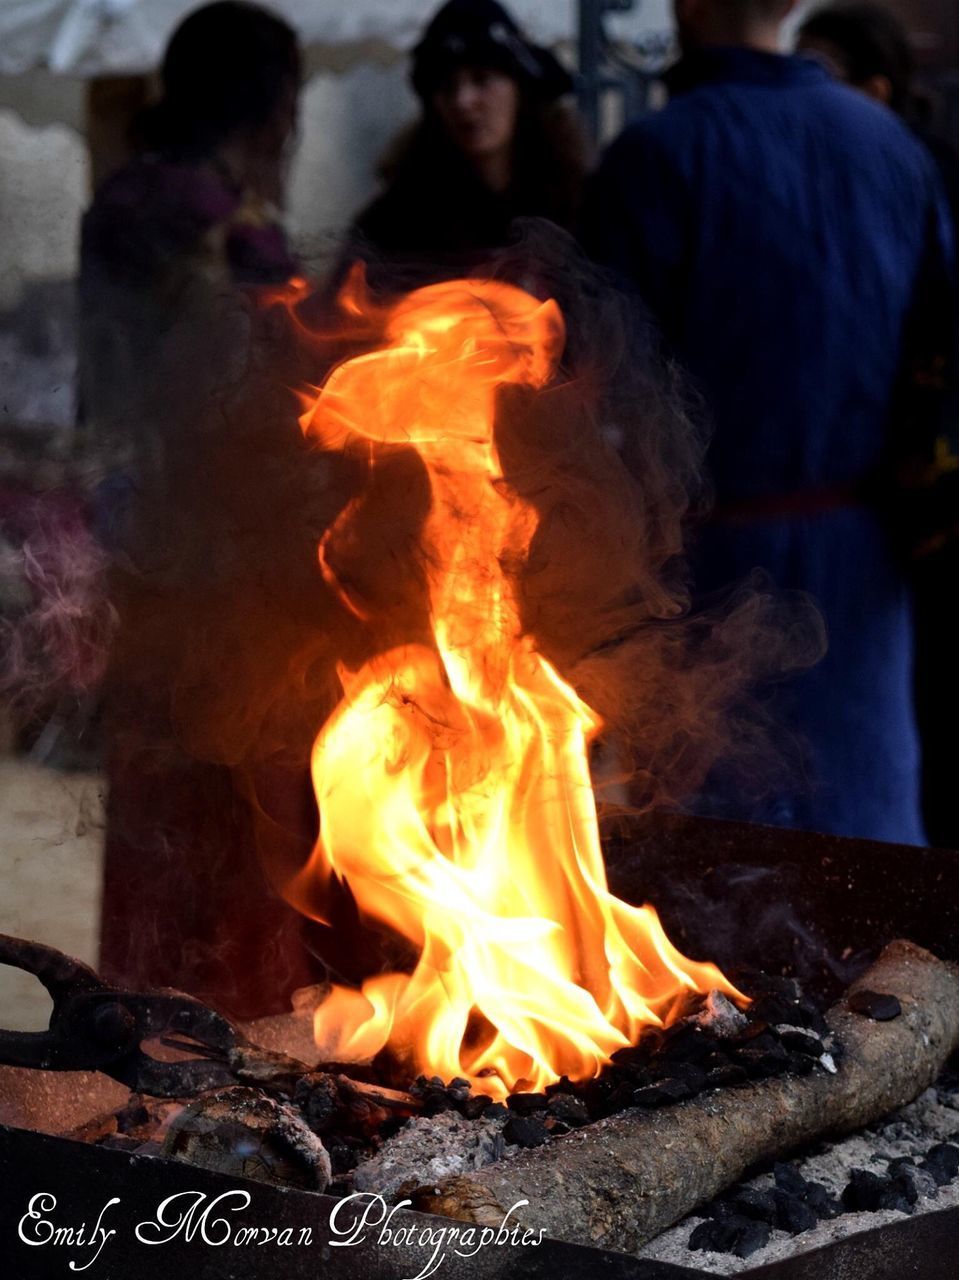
[287,276,741,1097]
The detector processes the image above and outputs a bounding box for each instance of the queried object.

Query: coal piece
[506,1092,549,1115]
[752,994,798,1027]
[657,1024,719,1064]
[705,1063,750,1088]
[727,1187,778,1225]
[888,1157,939,1200]
[690,1216,771,1259]
[795,999,830,1037]
[842,1169,887,1211]
[921,1143,959,1186]
[328,1142,360,1175]
[841,1168,912,1212]
[785,1050,817,1076]
[748,974,803,1002]
[702,1199,738,1221]
[633,1078,694,1108]
[422,1089,457,1115]
[605,1082,642,1115]
[730,1220,773,1257]
[847,990,903,1021]
[734,1035,790,1078]
[688,991,749,1039]
[546,1093,590,1125]
[609,1045,651,1071]
[775,1025,824,1057]
[462,1095,492,1120]
[803,1181,843,1219]
[773,1162,810,1196]
[690,1218,738,1252]
[888,1169,920,1206]
[668,1061,708,1093]
[503,1115,550,1149]
[772,1189,818,1234]
[410,1074,470,1111]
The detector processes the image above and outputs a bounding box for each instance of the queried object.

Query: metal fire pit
[2,813,958,1280]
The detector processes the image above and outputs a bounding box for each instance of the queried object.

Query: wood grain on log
[415,941,959,1252]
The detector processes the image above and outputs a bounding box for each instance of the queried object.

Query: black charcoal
[506,1092,549,1115]
[921,1142,959,1186]
[752,994,797,1026]
[667,1061,708,1092]
[703,1199,738,1221]
[633,1078,694,1108]
[803,1181,842,1219]
[546,1093,589,1125]
[785,1050,816,1076]
[662,1024,720,1064]
[888,1157,938,1200]
[735,1035,789,1077]
[729,1187,778,1224]
[847,990,902,1021]
[841,1167,912,1214]
[775,1025,824,1056]
[773,1190,818,1233]
[462,1095,492,1120]
[329,1143,360,1175]
[705,1063,750,1088]
[689,990,749,1039]
[690,1216,771,1259]
[503,1115,550,1148]
[689,1218,738,1253]
[773,1162,810,1196]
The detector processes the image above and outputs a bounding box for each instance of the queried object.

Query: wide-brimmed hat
[411,0,573,101]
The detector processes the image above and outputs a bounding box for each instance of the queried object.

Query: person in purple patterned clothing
[79,3,319,1017]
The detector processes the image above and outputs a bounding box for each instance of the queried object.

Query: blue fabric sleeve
[582,123,692,341]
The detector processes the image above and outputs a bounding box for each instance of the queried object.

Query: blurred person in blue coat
[797,2,959,850]
[584,0,955,844]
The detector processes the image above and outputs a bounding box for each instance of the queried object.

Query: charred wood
[415,941,959,1252]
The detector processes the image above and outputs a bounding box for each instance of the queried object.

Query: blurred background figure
[79,2,320,1017]
[349,0,588,279]
[79,0,300,496]
[585,0,956,844]
[799,2,959,849]
[798,2,959,218]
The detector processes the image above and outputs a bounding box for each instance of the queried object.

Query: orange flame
[289,276,741,1096]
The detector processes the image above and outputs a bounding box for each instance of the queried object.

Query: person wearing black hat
[348,0,588,278]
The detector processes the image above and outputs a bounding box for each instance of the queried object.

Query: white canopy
[0,0,646,77]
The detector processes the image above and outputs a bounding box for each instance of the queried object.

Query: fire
[288,275,741,1096]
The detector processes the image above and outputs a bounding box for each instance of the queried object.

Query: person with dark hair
[83,1,300,302]
[78,4,316,1016]
[799,3,959,849]
[798,3,959,214]
[584,0,956,844]
[798,2,914,114]
[350,0,588,278]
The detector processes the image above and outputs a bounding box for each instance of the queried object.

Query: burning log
[294,1071,423,1138]
[161,1086,332,1192]
[416,941,959,1252]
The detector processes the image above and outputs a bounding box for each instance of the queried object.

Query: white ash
[690,990,749,1038]
[638,1081,959,1274]
[354,1108,508,1201]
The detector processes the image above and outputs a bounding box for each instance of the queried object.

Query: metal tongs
[0,932,265,1097]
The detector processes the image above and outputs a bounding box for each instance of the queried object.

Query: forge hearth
[3,813,959,1280]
